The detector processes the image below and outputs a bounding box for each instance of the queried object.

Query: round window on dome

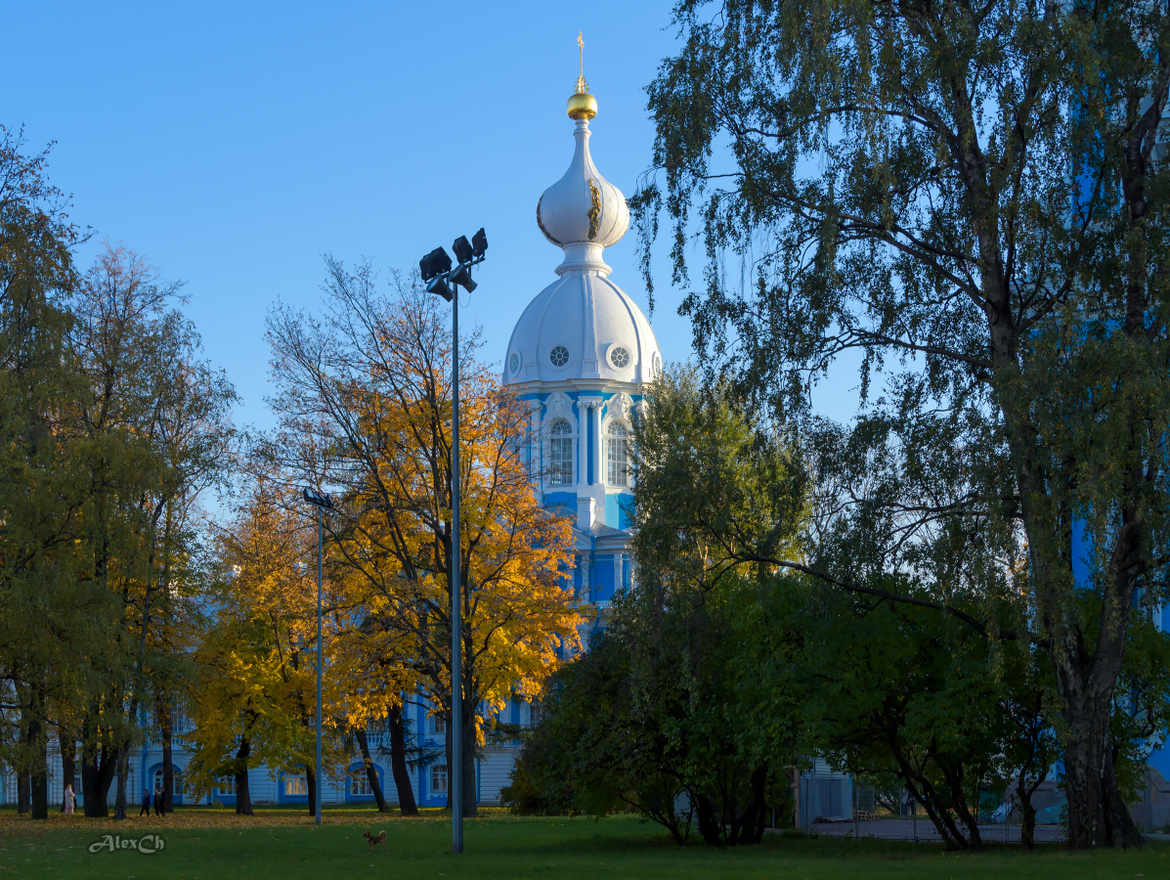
[549,345,570,368]
[509,352,520,375]
[609,346,631,369]
[652,353,661,376]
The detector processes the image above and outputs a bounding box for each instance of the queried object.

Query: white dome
[536,118,629,259]
[504,270,661,385]
[505,104,660,387]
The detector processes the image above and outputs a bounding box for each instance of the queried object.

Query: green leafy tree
[506,622,696,841]
[0,125,99,820]
[636,0,1170,847]
[630,367,807,844]
[69,243,236,818]
[510,370,805,845]
[790,581,1046,850]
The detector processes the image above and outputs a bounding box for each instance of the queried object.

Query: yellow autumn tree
[265,260,583,817]
[183,471,347,816]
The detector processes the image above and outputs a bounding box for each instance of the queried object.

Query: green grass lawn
[1,806,1167,879]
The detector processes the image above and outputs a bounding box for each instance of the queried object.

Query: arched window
[607,422,630,486]
[152,767,182,797]
[549,419,575,486]
[351,771,374,797]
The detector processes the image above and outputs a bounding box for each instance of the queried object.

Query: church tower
[503,57,661,607]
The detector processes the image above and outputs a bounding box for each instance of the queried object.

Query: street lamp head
[449,264,477,294]
[420,247,455,301]
[303,487,334,510]
[471,228,487,258]
[452,235,474,265]
[426,275,454,301]
[419,247,452,281]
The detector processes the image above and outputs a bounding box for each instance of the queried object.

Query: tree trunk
[354,727,390,812]
[1061,694,1142,848]
[234,738,253,816]
[460,674,477,818]
[80,744,117,818]
[387,705,418,815]
[1019,792,1038,850]
[736,765,770,845]
[58,730,75,813]
[114,742,129,820]
[27,716,48,820]
[17,773,29,814]
[695,793,722,846]
[1025,496,1144,848]
[1016,764,1047,851]
[306,764,317,818]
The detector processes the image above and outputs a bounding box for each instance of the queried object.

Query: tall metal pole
[315,507,323,826]
[451,279,463,854]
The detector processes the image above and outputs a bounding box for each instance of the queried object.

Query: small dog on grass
[363,830,387,853]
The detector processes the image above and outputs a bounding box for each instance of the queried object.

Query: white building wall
[478,747,520,806]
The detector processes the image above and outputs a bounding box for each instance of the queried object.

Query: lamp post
[418,228,487,856]
[302,486,334,826]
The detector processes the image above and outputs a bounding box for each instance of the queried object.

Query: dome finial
[567,31,598,121]
[576,31,588,95]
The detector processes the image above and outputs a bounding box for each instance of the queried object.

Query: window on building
[216,776,236,796]
[549,419,574,485]
[153,768,182,797]
[607,422,630,486]
[529,702,543,728]
[285,775,307,796]
[431,764,448,793]
[429,714,447,735]
[351,772,374,797]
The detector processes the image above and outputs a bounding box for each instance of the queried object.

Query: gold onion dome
[567,90,597,120]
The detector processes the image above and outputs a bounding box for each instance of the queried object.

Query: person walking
[63,784,74,815]
[153,785,163,817]
[140,787,152,817]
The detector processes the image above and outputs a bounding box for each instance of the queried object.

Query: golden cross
[576,32,588,94]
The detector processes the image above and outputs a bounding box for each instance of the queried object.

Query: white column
[590,401,604,486]
[529,399,543,485]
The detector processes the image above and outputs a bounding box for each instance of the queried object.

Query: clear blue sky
[3,1,859,430]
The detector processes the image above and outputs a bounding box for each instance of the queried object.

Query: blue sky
[3,1,859,431]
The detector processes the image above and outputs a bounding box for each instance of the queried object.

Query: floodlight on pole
[417,227,487,857]
[302,487,333,826]
[420,247,454,302]
[449,236,478,292]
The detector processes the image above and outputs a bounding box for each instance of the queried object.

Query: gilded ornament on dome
[536,195,562,245]
[587,179,601,240]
